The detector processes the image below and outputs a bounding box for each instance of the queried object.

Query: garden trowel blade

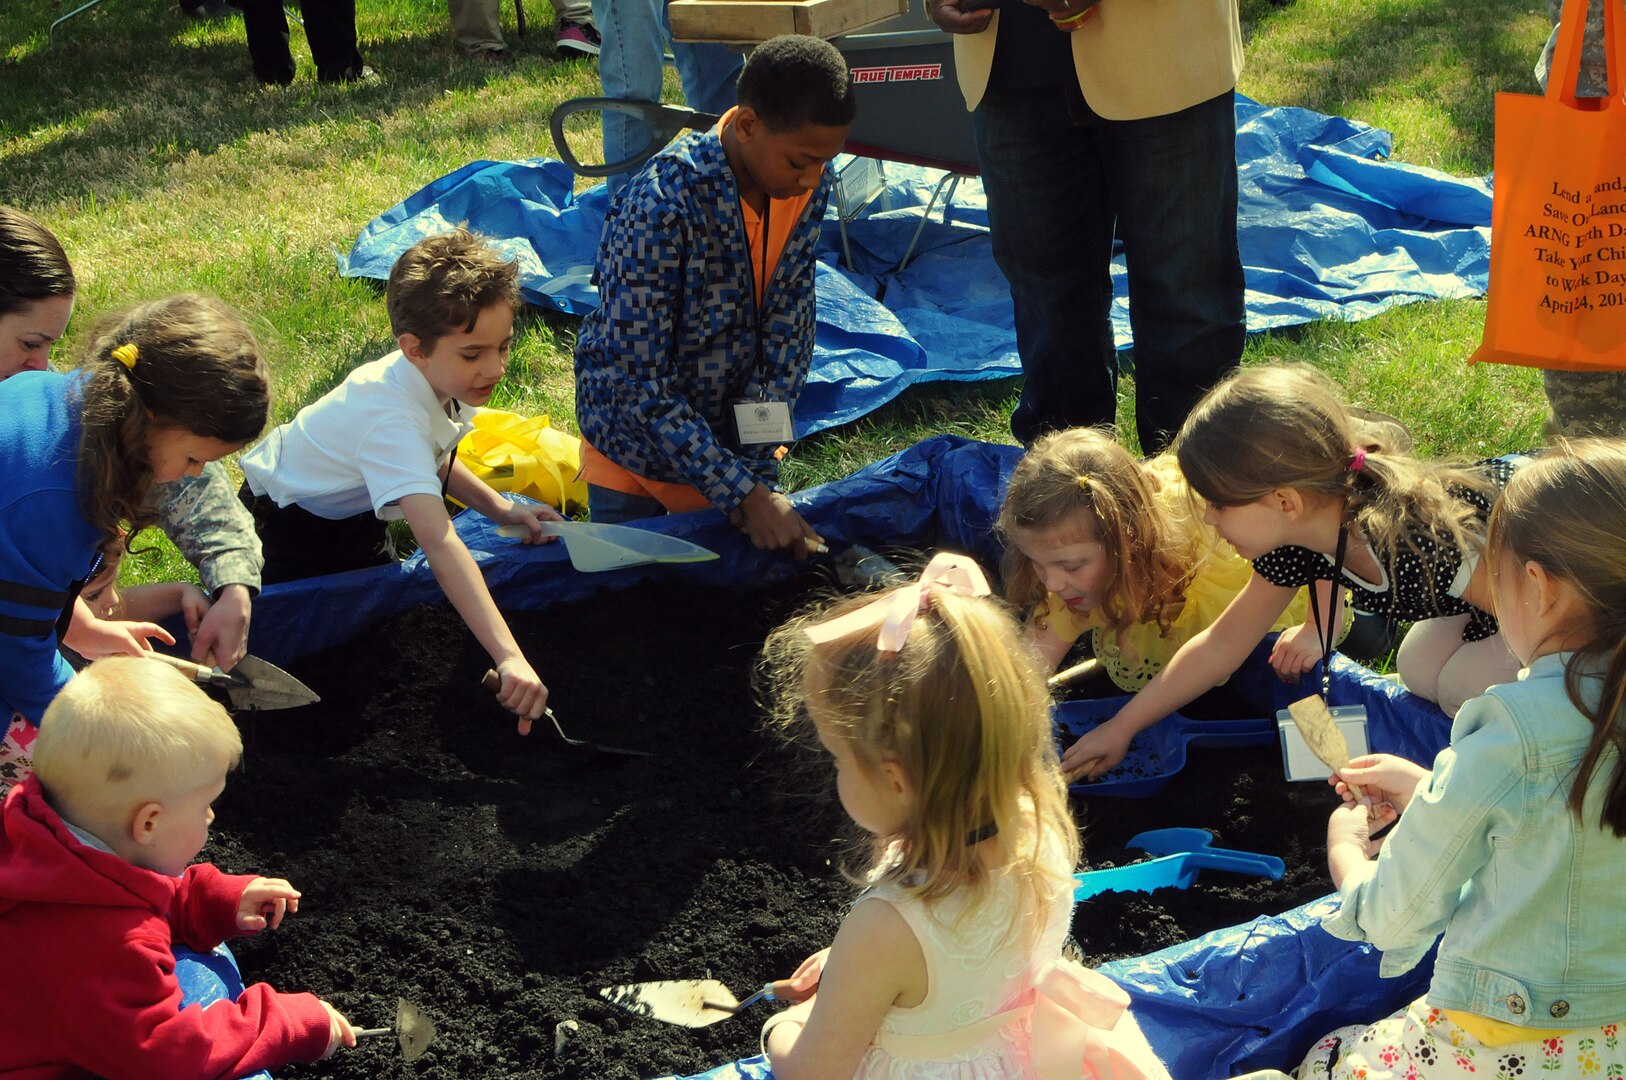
[396,997,436,1062]
[223,655,320,711]
[599,979,741,1028]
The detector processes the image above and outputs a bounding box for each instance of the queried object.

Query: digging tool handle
[1180,850,1286,879]
[353,1028,393,1039]
[144,651,227,687]
[1048,658,1100,690]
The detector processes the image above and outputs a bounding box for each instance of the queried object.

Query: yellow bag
[456,410,588,515]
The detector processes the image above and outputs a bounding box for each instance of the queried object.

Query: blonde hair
[33,657,242,825]
[1175,365,1490,605]
[1487,439,1626,835]
[998,428,1200,642]
[75,294,270,553]
[761,586,1078,938]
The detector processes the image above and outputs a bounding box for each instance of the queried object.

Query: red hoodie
[0,778,332,1079]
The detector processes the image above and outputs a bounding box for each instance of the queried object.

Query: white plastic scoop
[497,520,719,572]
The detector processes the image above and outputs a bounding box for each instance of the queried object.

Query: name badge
[732,399,794,445]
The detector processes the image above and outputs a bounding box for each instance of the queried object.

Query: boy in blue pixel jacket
[573,36,855,557]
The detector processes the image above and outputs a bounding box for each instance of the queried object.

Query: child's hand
[494,655,548,731]
[177,582,211,637]
[1269,623,1324,683]
[237,876,302,931]
[1327,799,1397,859]
[495,499,565,544]
[1060,718,1134,781]
[733,484,824,559]
[1329,753,1428,816]
[319,1001,357,1059]
[777,947,831,1004]
[61,613,176,659]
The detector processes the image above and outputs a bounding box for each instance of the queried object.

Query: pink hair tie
[1350,448,1367,472]
[803,551,991,655]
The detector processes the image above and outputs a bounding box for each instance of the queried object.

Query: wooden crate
[669,0,909,44]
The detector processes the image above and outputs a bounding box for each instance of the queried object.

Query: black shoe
[317,63,378,84]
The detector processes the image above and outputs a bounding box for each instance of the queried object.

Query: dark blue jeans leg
[587,484,666,524]
[1101,89,1245,453]
[973,83,1118,446]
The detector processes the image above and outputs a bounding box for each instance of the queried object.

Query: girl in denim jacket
[1296,438,1626,1080]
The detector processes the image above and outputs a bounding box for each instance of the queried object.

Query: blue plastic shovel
[1072,828,1285,901]
[1054,695,1277,798]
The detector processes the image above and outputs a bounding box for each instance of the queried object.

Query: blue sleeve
[0,491,97,720]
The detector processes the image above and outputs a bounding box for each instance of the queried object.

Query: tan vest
[952,0,1244,122]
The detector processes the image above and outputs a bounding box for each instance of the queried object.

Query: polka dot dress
[1251,457,1525,644]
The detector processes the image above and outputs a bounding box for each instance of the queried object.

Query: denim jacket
[1324,653,1626,1028]
[573,126,830,513]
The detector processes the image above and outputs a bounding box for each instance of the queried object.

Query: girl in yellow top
[998,428,1320,692]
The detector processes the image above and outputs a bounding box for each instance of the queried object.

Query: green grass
[1,0,1554,586]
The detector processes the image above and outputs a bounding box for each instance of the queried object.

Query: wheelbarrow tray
[1055,695,1277,798]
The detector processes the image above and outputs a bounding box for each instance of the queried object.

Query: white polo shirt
[241,351,476,521]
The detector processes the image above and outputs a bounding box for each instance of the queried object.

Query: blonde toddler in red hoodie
[0,656,352,1079]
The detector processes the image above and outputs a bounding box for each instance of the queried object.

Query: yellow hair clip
[111,344,139,370]
[1076,474,1092,492]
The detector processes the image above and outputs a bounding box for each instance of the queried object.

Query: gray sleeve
[1536,0,1610,97]
[155,461,263,596]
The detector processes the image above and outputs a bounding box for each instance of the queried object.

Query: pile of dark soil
[207,576,1337,1080]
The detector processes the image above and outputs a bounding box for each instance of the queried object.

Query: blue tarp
[338,95,1492,437]
[236,436,1451,1079]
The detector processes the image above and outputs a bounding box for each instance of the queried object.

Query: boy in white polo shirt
[239,228,557,726]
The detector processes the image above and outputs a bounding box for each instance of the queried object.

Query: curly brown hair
[386,227,519,353]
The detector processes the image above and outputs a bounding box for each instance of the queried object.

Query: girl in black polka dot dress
[1060,365,1524,782]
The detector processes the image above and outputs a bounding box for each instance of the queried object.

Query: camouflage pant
[1543,370,1626,440]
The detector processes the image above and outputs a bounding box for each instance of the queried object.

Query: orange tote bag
[1471,0,1626,371]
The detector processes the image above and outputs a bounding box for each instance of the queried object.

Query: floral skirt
[0,713,37,798]
[1297,997,1626,1080]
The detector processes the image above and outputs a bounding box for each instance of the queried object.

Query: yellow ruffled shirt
[1039,456,1316,692]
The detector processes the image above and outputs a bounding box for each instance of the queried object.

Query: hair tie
[1076,474,1092,492]
[803,551,991,655]
[111,344,139,370]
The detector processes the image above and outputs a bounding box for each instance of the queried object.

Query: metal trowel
[599,978,794,1028]
[355,997,437,1061]
[144,652,320,711]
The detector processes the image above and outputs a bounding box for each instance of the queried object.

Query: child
[756,552,1171,1079]
[238,228,558,729]
[572,35,855,556]
[1062,365,1524,781]
[1000,427,1318,692]
[1,206,266,673]
[1292,438,1626,1080]
[79,531,210,630]
[0,656,353,1075]
[0,294,270,794]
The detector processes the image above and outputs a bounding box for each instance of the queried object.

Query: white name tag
[732,400,794,445]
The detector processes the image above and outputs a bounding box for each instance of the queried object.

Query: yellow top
[1039,456,1315,692]
[1442,1011,1576,1048]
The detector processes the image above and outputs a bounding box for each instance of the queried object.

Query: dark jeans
[238,483,392,584]
[238,0,364,84]
[586,484,666,524]
[972,83,1246,453]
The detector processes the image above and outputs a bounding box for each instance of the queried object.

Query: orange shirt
[717,107,815,306]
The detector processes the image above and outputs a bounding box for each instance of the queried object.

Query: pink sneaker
[556,20,601,58]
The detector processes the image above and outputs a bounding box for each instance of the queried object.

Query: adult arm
[763,897,923,1080]
[155,463,262,670]
[1061,573,1299,779]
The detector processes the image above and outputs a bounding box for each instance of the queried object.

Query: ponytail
[75,294,269,551]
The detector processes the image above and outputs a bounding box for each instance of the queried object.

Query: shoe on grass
[556,21,601,57]
[181,0,235,18]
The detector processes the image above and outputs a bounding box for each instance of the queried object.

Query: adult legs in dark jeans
[973,83,1245,453]
[239,0,365,84]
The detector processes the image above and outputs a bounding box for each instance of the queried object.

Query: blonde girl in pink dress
[756,553,1172,1080]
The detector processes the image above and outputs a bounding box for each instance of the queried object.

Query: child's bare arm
[115,581,209,626]
[1030,615,1076,671]
[444,457,563,541]
[1061,574,1298,779]
[1269,578,1342,682]
[398,493,547,725]
[60,597,175,659]
[764,899,923,1080]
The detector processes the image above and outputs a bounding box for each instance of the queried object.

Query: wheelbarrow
[1072,828,1285,902]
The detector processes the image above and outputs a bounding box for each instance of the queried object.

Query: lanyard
[1306,524,1348,703]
